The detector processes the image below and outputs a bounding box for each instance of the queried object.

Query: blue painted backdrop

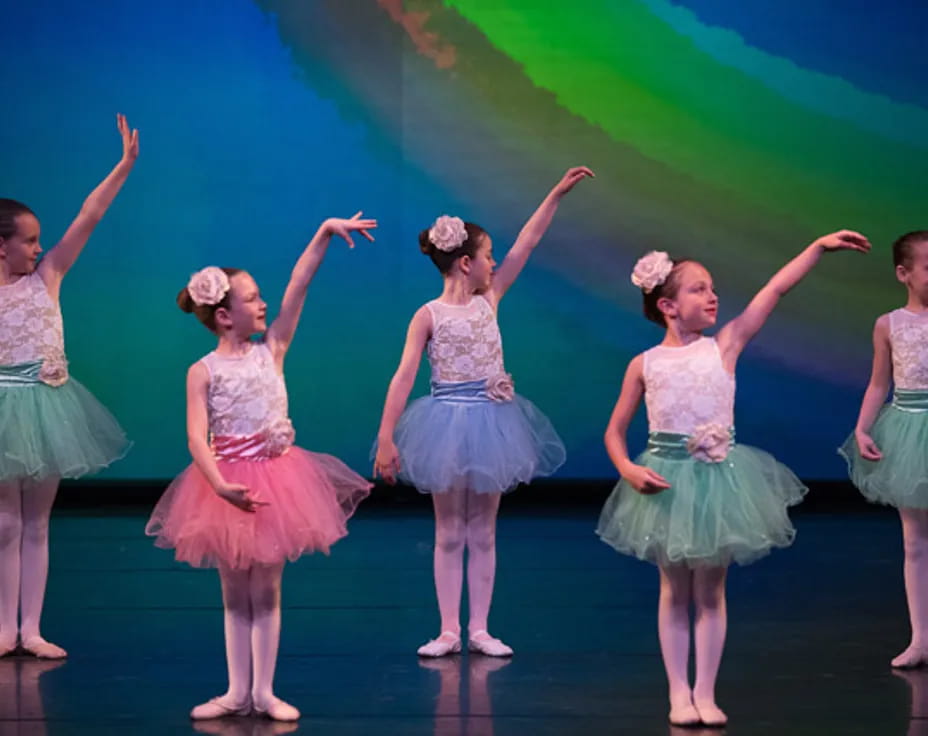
[1,0,924,479]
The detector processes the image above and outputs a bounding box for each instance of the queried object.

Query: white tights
[217,562,285,707]
[658,563,728,724]
[0,477,60,652]
[431,490,502,636]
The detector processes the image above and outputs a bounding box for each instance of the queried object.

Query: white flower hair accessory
[686,423,731,463]
[429,215,468,253]
[631,251,674,294]
[187,266,231,307]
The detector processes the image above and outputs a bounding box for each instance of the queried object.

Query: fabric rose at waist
[0,360,69,388]
[430,374,514,404]
[646,425,735,463]
[211,418,295,461]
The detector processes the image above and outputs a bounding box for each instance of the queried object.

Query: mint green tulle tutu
[839,390,928,509]
[0,362,130,480]
[596,431,807,568]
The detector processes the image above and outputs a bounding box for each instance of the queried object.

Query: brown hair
[419,222,488,274]
[893,231,928,269]
[0,199,37,240]
[177,267,243,333]
[641,259,696,326]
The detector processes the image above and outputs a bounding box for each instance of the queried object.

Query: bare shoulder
[187,360,210,385]
[625,352,645,381]
[411,303,434,332]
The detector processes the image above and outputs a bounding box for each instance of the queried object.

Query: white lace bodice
[201,342,290,442]
[0,272,65,366]
[890,309,928,390]
[643,337,735,434]
[425,296,505,383]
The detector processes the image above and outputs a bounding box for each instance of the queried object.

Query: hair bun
[418,228,434,256]
[176,287,195,313]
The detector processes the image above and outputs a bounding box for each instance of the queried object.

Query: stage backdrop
[0,0,924,479]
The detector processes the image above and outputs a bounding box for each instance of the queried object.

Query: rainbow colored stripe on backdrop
[0,0,924,480]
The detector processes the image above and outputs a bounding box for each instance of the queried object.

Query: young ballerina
[596,230,869,726]
[0,114,138,659]
[373,167,593,658]
[145,214,376,721]
[841,230,928,669]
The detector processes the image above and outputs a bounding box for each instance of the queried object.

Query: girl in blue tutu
[374,167,593,658]
[596,230,869,726]
[841,230,928,669]
[0,115,138,658]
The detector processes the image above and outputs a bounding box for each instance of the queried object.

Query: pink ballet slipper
[190,695,251,720]
[467,630,512,657]
[253,695,300,721]
[20,636,67,659]
[417,631,462,657]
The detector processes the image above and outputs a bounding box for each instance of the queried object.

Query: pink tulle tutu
[145,446,371,569]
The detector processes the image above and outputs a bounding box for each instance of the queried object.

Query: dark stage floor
[0,496,920,735]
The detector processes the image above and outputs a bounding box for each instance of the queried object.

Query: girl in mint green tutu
[0,115,138,659]
[841,230,928,669]
[374,167,593,659]
[596,230,869,727]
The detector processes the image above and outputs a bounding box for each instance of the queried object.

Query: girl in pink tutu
[146,214,376,722]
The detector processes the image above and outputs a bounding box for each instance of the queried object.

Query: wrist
[615,458,634,476]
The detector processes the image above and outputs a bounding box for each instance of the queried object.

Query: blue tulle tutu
[839,390,928,509]
[377,379,565,494]
[596,431,807,568]
[0,361,130,480]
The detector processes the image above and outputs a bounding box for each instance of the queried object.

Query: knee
[435,522,466,555]
[0,510,22,548]
[660,585,690,611]
[21,515,50,545]
[250,585,280,614]
[465,522,496,554]
[220,570,251,612]
[249,570,282,613]
[222,583,250,613]
[903,534,928,561]
[693,584,726,612]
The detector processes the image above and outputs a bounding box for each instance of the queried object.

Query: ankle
[251,688,273,705]
[225,689,250,704]
[668,685,693,704]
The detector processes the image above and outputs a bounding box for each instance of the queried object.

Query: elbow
[389,371,415,395]
[187,435,207,457]
[603,425,618,451]
[79,203,105,224]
